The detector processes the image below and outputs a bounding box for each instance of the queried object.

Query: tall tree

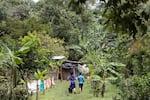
[69,0,150,38]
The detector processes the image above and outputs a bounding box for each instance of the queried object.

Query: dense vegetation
[0,0,150,100]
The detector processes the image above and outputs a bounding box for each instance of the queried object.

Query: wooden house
[60,60,82,80]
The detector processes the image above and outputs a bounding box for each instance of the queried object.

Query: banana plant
[34,69,48,100]
[81,50,125,97]
[41,56,65,80]
[0,38,38,98]
[99,59,125,97]
[0,44,23,99]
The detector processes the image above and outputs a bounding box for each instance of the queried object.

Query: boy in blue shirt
[78,73,84,93]
[69,72,76,93]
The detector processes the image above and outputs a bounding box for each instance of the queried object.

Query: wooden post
[61,66,63,81]
[73,67,75,76]
[36,80,39,100]
[57,68,59,80]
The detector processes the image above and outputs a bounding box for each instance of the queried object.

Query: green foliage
[102,0,150,38]
[18,31,67,76]
[0,18,25,37]
[36,33,66,56]
[0,86,8,99]
[0,86,29,100]
[90,76,101,97]
[0,17,51,37]
[90,75,101,80]
[0,1,7,22]
[18,32,39,54]
[0,44,22,85]
[23,17,51,34]
[0,0,33,20]
[19,79,25,85]
[37,0,85,44]
[69,0,150,47]
[14,88,28,100]
[0,0,149,99]
[69,0,87,14]
[118,73,150,100]
[0,35,19,51]
[67,45,84,60]
[34,69,48,80]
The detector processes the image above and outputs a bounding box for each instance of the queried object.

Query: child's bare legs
[79,88,81,93]
[73,88,76,94]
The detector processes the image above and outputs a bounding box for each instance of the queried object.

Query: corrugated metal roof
[52,56,65,60]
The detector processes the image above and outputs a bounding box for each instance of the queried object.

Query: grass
[31,80,119,100]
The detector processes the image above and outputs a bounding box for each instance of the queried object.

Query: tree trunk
[11,67,15,100]
[25,75,29,96]
[9,70,13,99]
[101,81,105,97]
[61,66,63,81]
[36,80,39,100]
[101,69,106,97]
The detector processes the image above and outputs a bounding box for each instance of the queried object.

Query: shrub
[0,87,9,99]
[0,85,29,100]
[90,75,101,97]
[118,73,150,100]
[15,88,29,100]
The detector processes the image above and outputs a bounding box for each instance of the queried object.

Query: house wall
[62,67,79,80]
[62,69,72,80]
